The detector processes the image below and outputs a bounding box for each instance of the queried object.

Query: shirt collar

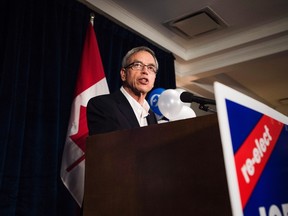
[120,86,150,117]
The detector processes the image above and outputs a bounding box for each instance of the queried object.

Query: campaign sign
[214,82,288,216]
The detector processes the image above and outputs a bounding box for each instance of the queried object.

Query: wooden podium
[83,114,232,216]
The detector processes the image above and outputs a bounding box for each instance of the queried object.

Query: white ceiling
[83,0,288,116]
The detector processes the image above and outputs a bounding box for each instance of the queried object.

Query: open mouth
[139,77,149,85]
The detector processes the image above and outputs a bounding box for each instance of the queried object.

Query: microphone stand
[198,104,217,113]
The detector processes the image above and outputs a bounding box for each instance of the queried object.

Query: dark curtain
[0,0,176,215]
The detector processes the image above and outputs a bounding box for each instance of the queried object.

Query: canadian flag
[60,20,109,206]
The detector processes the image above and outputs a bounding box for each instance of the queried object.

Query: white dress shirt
[120,86,150,127]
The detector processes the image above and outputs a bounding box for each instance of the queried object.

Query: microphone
[180,92,216,105]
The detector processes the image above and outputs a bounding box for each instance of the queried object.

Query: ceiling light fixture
[163,7,228,39]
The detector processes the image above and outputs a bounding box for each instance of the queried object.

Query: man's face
[121,51,157,96]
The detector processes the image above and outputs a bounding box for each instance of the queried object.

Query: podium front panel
[84,114,232,216]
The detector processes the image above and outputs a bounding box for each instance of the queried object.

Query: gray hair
[121,46,159,71]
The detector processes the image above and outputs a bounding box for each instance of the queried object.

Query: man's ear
[120,69,126,81]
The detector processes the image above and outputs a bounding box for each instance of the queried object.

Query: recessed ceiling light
[163,7,228,39]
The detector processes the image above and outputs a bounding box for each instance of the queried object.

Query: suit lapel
[114,90,140,128]
[114,90,158,127]
[147,109,157,125]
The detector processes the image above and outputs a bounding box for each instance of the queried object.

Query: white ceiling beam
[175,34,288,76]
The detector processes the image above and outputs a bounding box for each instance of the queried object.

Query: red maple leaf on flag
[66,106,88,172]
[70,105,88,152]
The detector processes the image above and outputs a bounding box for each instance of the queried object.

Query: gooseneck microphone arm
[180,92,217,113]
[180,92,216,105]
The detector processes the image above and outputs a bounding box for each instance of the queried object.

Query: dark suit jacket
[87,90,158,135]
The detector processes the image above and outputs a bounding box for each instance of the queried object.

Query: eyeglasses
[124,61,157,74]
